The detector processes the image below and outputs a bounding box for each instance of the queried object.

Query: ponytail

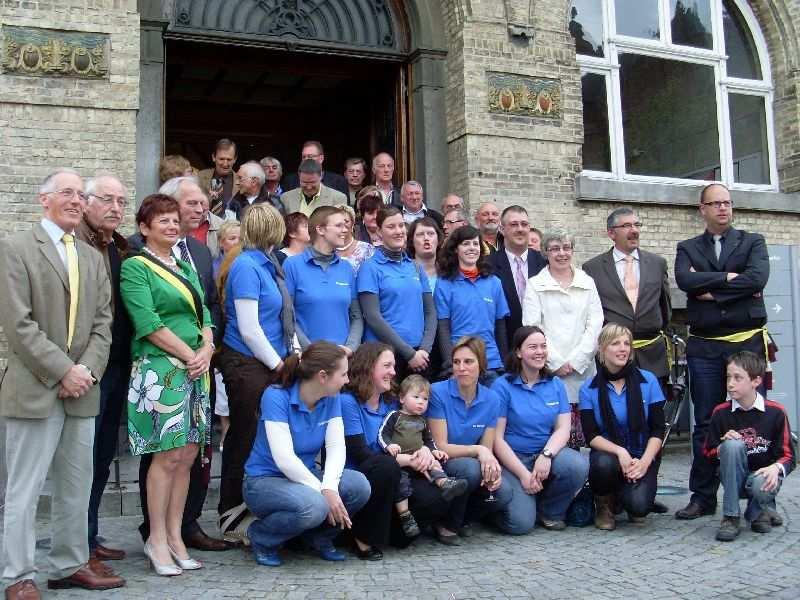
[279,341,347,389]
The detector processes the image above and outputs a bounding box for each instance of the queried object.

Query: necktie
[514,256,527,303]
[713,234,723,260]
[63,233,80,350]
[623,254,638,311]
[177,240,192,265]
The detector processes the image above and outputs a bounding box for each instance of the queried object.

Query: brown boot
[594,495,616,531]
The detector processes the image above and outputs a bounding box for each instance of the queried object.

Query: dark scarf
[310,246,336,272]
[264,249,296,357]
[379,245,405,262]
[589,360,646,450]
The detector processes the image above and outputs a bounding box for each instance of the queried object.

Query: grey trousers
[2,401,94,583]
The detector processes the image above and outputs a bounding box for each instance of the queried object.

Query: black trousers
[216,345,278,515]
[588,450,659,518]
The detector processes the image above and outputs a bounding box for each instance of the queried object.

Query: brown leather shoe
[91,544,126,561]
[46,564,125,591]
[87,558,116,577]
[5,579,40,600]
[184,529,230,552]
[674,501,715,520]
[594,495,616,531]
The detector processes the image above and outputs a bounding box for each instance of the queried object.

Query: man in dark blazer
[488,205,547,352]
[281,140,348,196]
[673,183,770,521]
[399,181,444,229]
[583,207,672,380]
[129,176,228,551]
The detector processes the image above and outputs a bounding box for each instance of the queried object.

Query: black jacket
[488,248,547,350]
[227,185,286,219]
[675,227,769,337]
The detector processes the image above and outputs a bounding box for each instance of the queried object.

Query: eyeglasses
[611,221,642,230]
[702,200,732,209]
[444,218,466,225]
[49,188,88,202]
[89,194,127,208]
[546,244,573,253]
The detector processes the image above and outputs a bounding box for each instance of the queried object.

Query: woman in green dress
[121,193,214,576]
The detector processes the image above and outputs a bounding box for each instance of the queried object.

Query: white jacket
[521,266,604,403]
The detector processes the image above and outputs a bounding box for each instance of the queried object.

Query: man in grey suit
[583,207,672,514]
[0,169,124,599]
[280,159,347,216]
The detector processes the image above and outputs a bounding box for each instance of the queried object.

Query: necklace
[143,246,178,271]
[337,237,356,253]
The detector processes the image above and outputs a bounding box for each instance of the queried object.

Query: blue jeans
[243,469,370,551]
[443,457,512,529]
[718,440,781,520]
[494,448,588,535]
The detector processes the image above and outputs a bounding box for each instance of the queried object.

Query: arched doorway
[162,0,420,186]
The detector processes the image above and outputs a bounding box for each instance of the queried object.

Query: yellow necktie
[623,254,638,311]
[63,233,80,350]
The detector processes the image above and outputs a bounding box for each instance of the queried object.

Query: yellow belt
[633,331,673,372]
[689,327,770,365]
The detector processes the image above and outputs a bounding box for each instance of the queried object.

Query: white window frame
[576,0,778,192]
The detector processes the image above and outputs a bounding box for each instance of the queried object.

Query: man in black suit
[282,140,348,196]
[488,205,547,352]
[129,176,229,551]
[673,183,770,520]
[583,207,672,381]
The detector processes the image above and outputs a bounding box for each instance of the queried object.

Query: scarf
[264,249,296,357]
[589,359,646,454]
[310,246,336,272]
[460,266,479,282]
[379,245,404,262]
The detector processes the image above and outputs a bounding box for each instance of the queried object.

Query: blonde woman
[334,203,374,273]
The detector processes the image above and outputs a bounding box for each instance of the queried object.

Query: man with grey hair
[0,168,123,596]
[260,156,283,197]
[441,193,464,215]
[475,201,502,254]
[227,161,285,220]
[77,174,133,564]
[442,207,469,237]
[128,177,228,553]
[399,180,443,228]
[372,151,400,206]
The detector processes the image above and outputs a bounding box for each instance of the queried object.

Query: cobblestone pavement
[3,451,799,600]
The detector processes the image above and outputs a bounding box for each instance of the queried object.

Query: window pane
[671,0,712,49]
[615,0,660,40]
[619,53,719,179]
[581,73,611,171]
[569,1,604,57]
[729,94,770,184]
[723,0,762,79]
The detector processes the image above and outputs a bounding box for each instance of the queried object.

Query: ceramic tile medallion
[2,26,109,79]
[487,72,562,118]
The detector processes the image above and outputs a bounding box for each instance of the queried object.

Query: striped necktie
[62,233,80,350]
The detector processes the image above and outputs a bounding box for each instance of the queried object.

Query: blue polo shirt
[223,249,286,358]
[284,249,356,346]
[491,374,570,455]
[428,379,499,446]
[245,382,342,478]
[434,274,510,369]
[341,392,398,467]
[578,369,664,451]
[357,252,431,348]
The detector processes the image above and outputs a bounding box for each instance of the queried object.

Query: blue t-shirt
[340,392,398,467]
[223,249,286,358]
[245,382,342,478]
[434,273,510,369]
[284,249,356,346]
[428,379,499,446]
[491,374,570,455]
[357,252,431,349]
[578,368,665,455]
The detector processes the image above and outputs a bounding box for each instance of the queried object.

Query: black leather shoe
[651,500,669,514]
[354,545,383,561]
[184,529,231,551]
[675,502,715,520]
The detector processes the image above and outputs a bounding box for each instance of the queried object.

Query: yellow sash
[689,327,770,365]
[131,255,200,324]
[632,331,673,372]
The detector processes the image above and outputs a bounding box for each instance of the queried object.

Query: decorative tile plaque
[2,26,109,79]
[488,72,562,118]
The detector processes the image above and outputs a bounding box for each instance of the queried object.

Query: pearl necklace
[143,246,178,271]
[336,237,356,253]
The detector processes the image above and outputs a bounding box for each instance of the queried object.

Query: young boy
[704,351,795,542]
[378,375,468,538]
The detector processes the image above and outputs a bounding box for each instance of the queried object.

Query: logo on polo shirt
[335,281,350,286]
[546,401,559,407]
[483,297,493,304]
[471,424,486,429]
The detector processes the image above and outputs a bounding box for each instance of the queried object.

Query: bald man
[475,201,503,254]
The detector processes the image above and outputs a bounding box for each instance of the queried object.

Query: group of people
[0,137,795,598]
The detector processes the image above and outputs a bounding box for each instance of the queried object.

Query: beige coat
[280,183,347,216]
[0,224,113,418]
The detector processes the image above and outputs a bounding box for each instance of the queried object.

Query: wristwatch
[542,448,555,459]
[77,363,97,385]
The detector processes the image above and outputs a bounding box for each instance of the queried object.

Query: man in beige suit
[279,159,347,216]
[0,169,123,599]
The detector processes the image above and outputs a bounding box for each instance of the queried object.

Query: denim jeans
[443,456,512,529]
[243,469,370,551]
[718,440,781,520]
[493,448,588,535]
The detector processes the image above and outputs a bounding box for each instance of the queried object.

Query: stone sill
[576,175,800,213]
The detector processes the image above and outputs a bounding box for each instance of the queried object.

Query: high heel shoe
[143,542,182,576]
[168,545,203,570]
